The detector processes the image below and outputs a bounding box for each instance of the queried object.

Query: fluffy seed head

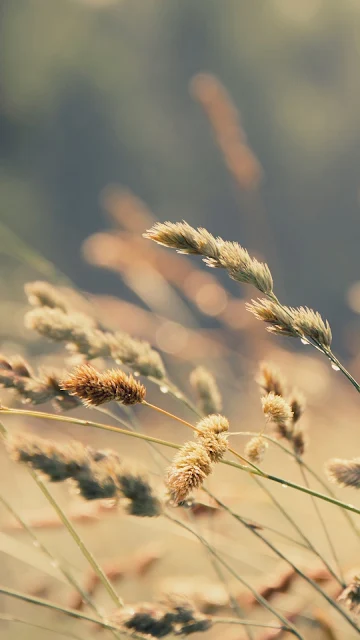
[292,425,307,457]
[189,366,222,415]
[196,414,229,434]
[61,364,146,406]
[288,389,306,424]
[246,299,298,337]
[166,442,212,504]
[25,281,68,312]
[117,470,162,517]
[144,222,273,294]
[111,600,211,637]
[325,458,360,488]
[7,434,89,482]
[196,431,228,463]
[244,436,268,464]
[261,392,293,424]
[338,576,360,618]
[292,306,332,348]
[256,362,286,397]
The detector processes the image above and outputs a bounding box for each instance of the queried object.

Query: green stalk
[2,405,360,517]
[164,513,304,640]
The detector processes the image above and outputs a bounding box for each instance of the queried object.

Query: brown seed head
[244,436,268,464]
[325,458,360,488]
[338,576,360,618]
[288,389,306,424]
[7,434,90,482]
[166,442,212,504]
[117,469,162,517]
[292,425,307,457]
[256,362,286,397]
[61,364,146,407]
[189,366,222,415]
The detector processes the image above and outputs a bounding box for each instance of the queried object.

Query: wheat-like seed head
[244,436,268,464]
[166,441,212,504]
[25,281,68,312]
[61,364,146,406]
[144,222,273,295]
[189,366,222,415]
[256,362,286,397]
[325,458,360,488]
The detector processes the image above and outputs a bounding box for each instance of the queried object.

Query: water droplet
[301,338,309,345]
[281,484,287,488]
[160,385,169,394]
[331,363,340,371]
[32,540,40,548]
[133,371,140,377]
[174,391,182,399]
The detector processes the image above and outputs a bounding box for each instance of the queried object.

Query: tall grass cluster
[1,74,360,640]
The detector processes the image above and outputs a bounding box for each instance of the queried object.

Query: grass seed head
[61,364,146,407]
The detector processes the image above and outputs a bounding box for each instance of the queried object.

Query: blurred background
[2,2,360,638]
[2,0,360,358]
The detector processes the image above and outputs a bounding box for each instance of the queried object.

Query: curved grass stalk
[297,462,344,585]
[0,494,98,614]
[210,495,360,635]
[164,512,304,639]
[0,585,143,639]
[231,431,360,541]
[0,420,124,613]
[0,613,86,640]
[2,405,360,517]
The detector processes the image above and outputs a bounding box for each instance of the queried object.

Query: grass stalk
[1,406,360,517]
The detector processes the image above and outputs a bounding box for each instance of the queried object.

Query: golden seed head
[244,436,268,464]
[261,392,293,424]
[189,366,222,415]
[325,458,360,489]
[196,414,229,434]
[166,441,212,504]
[246,299,298,337]
[292,306,332,349]
[196,431,228,463]
[25,281,68,312]
[61,364,146,407]
[144,222,273,294]
[256,361,286,397]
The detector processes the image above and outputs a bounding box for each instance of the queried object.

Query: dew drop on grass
[160,385,169,394]
[331,363,340,371]
[301,338,309,345]
[281,484,287,488]
[133,371,140,377]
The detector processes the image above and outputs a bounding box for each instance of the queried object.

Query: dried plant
[61,363,146,407]
[2,137,360,640]
[190,366,222,415]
